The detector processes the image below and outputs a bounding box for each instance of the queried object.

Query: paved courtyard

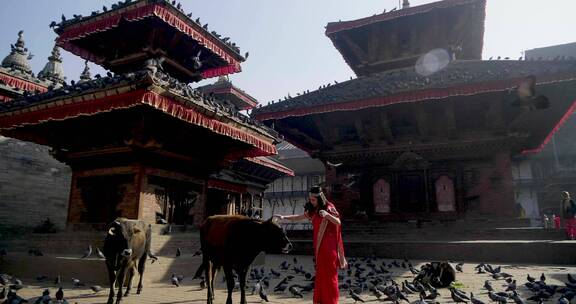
[5,254,576,304]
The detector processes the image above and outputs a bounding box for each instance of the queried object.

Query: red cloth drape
[312,202,344,304]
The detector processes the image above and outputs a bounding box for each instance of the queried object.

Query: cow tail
[193,226,207,280]
[193,261,206,280]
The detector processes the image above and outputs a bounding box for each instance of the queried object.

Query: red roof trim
[0,89,276,157]
[245,157,294,176]
[521,99,576,155]
[325,0,485,35]
[254,75,576,121]
[56,3,242,79]
[0,72,48,94]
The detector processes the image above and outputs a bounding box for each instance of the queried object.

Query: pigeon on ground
[176,248,182,257]
[259,286,270,302]
[96,247,105,259]
[171,274,180,287]
[55,287,64,301]
[288,285,303,298]
[81,245,92,259]
[90,285,103,293]
[349,289,365,303]
[471,293,486,304]
[450,289,468,304]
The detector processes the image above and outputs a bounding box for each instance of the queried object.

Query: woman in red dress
[275,186,347,304]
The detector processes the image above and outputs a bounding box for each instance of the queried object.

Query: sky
[1,0,575,105]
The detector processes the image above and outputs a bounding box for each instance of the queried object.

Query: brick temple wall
[67,166,140,224]
[0,136,71,229]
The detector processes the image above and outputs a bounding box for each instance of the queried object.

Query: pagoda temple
[252,0,576,221]
[0,0,286,227]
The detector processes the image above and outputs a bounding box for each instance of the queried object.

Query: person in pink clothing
[275,186,347,304]
[561,191,576,239]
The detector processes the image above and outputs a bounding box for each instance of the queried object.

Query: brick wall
[0,136,71,229]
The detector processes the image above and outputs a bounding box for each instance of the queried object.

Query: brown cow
[196,215,292,304]
[103,218,157,304]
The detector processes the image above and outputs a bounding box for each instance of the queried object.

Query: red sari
[311,202,345,304]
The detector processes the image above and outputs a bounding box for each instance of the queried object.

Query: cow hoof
[136,289,142,294]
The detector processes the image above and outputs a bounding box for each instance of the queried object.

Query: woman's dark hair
[305,186,328,214]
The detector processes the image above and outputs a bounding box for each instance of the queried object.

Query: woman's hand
[318,210,328,218]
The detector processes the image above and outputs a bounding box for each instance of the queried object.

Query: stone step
[290,239,576,265]
[288,227,566,241]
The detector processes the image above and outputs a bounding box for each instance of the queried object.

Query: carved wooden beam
[415,103,429,141]
[378,111,394,144]
[444,101,458,139]
[341,34,368,65]
[353,118,370,147]
[313,116,338,147]
[486,99,505,133]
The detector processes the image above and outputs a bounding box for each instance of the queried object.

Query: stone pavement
[8,254,576,304]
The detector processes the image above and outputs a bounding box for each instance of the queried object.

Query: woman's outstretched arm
[274,214,308,221]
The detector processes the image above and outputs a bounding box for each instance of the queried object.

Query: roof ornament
[1,31,34,75]
[79,61,92,83]
[38,45,66,85]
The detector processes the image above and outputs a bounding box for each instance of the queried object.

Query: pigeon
[567,274,576,284]
[484,280,494,291]
[450,289,469,303]
[540,273,546,282]
[456,263,464,272]
[81,245,92,259]
[488,291,508,304]
[349,289,365,303]
[54,275,61,285]
[527,274,536,283]
[471,293,486,304]
[55,287,64,300]
[176,248,182,257]
[9,278,23,290]
[288,285,303,298]
[511,76,550,110]
[36,275,48,282]
[451,288,470,300]
[511,291,527,304]
[96,247,105,259]
[505,280,517,292]
[90,285,103,293]
[558,297,569,304]
[171,274,180,287]
[259,286,270,302]
[72,278,84,287]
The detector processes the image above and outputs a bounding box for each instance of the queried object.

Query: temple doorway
[397,172,427,213]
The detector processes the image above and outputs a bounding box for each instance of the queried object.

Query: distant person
[274,186,347,304]
[561,191,576,239]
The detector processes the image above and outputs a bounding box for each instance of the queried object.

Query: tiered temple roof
[51,0,246,82]
[325,0,486,75]
[198,76,258,110]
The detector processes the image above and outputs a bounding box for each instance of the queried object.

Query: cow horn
[108,227,116,236]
